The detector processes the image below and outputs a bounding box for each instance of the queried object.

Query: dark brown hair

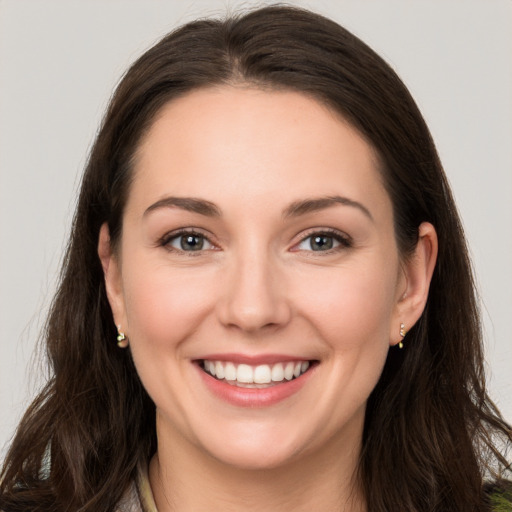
[1,5,510,511]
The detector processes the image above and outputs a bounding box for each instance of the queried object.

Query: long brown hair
[1,6,510,511]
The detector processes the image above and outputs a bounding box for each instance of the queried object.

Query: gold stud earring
[117,325,128,348]
[398,322,406,349]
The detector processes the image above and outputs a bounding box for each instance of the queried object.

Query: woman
[1,5,510,511]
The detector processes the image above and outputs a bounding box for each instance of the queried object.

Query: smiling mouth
[199,359,315,388]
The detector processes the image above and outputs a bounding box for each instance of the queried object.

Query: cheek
[294,262,398,350]
[121,260,216,349]
[119,260,218,426]
[291,262,398,426]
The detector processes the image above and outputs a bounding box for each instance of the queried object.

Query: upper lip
[196,353,315,365]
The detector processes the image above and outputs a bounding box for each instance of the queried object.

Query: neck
[149,415,366,512]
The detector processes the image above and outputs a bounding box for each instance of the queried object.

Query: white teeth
[254,365,272,384]
[203,359,311,386]
[237,364,253,383]
[224,362,237,381]
[271,363,284,382]
[215,361,224,379]
[284,362,295,380]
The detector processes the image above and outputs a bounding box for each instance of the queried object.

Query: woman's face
[102,87,425,470]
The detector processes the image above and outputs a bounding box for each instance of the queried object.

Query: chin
[207,443,302,471]
[191,420,313,471]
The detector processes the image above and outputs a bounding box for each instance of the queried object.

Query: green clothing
[488,481,512,511]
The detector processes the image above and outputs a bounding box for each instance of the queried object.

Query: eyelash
[158,228,352,255]
[159,229,216,255]
[292,228,352,254]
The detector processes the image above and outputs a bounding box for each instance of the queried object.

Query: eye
[295,230,351,252]
[163,231,215,252]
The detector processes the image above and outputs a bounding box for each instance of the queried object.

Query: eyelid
[157,226,352,254]
[158,227,218,253]
[290,227,352,253]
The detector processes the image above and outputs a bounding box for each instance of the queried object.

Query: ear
[98,223,127,331]
[390,222,438,346]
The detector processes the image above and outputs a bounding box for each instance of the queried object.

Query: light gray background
[1,0,511,457]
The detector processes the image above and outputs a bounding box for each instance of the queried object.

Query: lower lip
[195,363,315,408]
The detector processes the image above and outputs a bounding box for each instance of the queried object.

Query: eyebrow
[143,194,373,221]
[144,197,221,217]
[283,195,373,221]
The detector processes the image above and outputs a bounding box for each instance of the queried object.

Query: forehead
[129,86,390,219]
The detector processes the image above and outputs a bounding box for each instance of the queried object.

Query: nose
[216,249,292,333]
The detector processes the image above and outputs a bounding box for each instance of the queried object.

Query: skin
[99,87,437,511]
